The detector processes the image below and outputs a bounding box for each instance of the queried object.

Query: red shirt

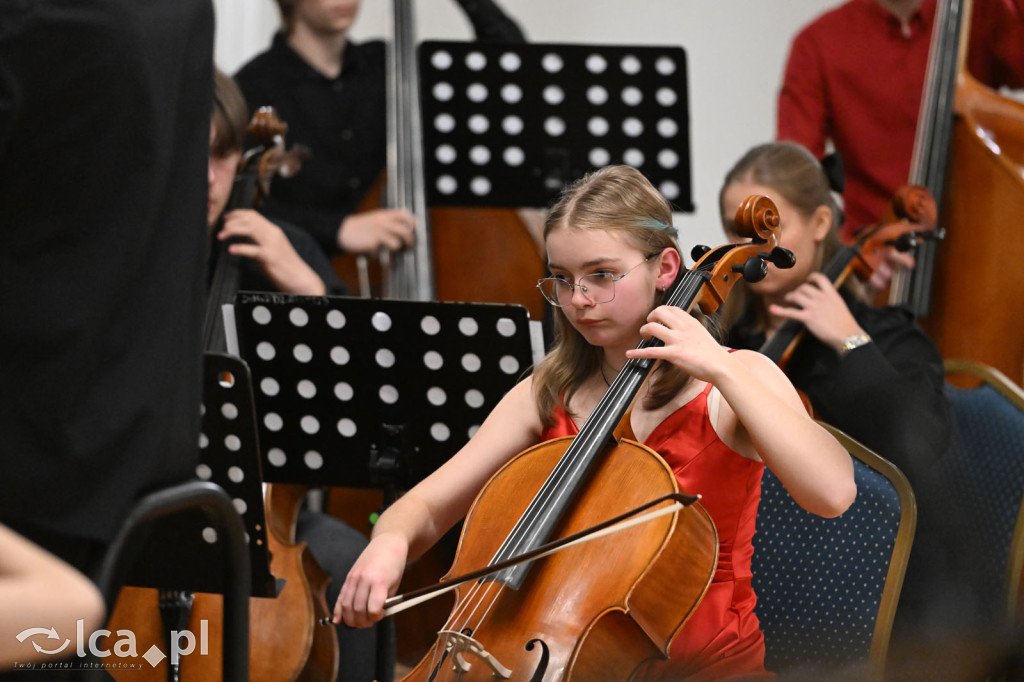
[777,0,1024,242]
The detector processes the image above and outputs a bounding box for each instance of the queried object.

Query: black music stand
[418,40,693,211]
[231,292,534,500]
[125,352,277,598]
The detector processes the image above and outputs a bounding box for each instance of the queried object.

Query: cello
[889,0,1024,382]
[365,195,790,681]
[763,184,940,370]
[104,108,339,681]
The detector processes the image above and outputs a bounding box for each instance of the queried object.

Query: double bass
[331,0,547,318]
[368,196,790,681]
[889,0,1024,382]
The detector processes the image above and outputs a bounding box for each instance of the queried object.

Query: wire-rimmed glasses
[536,254,656,307]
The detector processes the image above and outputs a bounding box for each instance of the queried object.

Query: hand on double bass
[337,207,417,254]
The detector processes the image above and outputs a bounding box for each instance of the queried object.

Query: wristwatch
[839,332,872,357]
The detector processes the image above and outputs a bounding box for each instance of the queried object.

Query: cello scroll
[687,194,794,316]
[854,183,943,283]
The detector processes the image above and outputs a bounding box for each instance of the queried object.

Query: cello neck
[484,194,786,590]
[486,266,714,590]
[203,163,262,352]
[758,244,859,365]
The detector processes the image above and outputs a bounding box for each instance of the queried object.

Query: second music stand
[232,293,535,495]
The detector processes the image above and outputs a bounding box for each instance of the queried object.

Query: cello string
[492,267,705,559]
[485,268,706,569]
[443,269,708,644]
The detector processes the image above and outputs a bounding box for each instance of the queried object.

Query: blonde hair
[533,165,700,426]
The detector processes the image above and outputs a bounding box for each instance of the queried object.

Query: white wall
[212,0,834,255]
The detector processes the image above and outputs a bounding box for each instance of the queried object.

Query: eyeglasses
[537,254,656,307]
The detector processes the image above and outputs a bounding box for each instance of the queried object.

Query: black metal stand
[233,292,534,682]
[124,352,276,598]
[232,292,534,493]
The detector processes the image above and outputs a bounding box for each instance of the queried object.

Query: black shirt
[235,35,388,255]
[725,293,950,482]
[725,292,953,634]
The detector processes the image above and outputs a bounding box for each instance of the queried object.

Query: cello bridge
[437,629,512,679]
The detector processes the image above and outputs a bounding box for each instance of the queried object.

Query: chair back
[941,359,1024,628]
[752,422,916,680]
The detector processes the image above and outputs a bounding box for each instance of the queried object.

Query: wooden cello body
[106,485,338,681]
[402,438,717,681]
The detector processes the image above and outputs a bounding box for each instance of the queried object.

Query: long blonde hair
[532,165,696,426]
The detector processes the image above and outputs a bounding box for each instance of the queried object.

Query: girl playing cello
[335,164,855,679]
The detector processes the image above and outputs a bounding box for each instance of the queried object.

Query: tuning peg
[691,244,711,261]
[762,247,796,269]
[733,256,768,282]
[889,233,919,251]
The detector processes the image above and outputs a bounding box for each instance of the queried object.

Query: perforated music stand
[231,292,534,494]
[125,352,277,597]
[418,40,693,211]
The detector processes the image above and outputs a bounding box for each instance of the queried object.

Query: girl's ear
[811,204,833,243]
[656,247,682,290]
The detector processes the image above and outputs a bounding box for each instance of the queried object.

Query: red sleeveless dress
[541,382,772,680]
